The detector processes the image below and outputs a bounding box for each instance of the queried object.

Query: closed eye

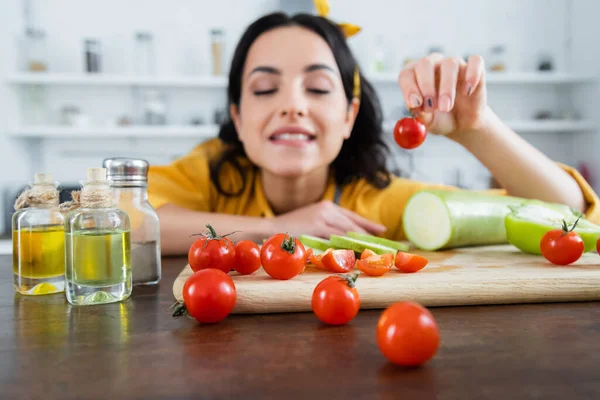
[254,89,278,96]
[307,88,330,94]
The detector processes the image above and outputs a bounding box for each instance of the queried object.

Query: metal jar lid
[102,158,149,184]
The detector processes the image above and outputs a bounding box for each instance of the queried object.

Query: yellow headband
[314,0,361,99]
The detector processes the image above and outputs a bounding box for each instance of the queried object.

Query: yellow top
[147,138,600,240]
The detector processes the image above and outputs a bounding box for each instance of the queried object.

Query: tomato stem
[340,271,359,288]
[561,215,581,236]
[170,301,187,318]
[280,233,297,254]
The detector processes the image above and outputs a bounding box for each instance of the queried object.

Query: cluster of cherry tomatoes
[173,224,440,367]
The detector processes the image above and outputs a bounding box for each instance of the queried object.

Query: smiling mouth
[268,132,317,142]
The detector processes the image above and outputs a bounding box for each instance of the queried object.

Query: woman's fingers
[414,54,442,112]
[438,57,463,112]
[398,68,423,109]
[338,207,387,234]
[463,55,485,96]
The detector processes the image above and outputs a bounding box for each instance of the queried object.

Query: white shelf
[369,71,597,85]
[5,73,228,88]
[6,71,596,87]
[383,119,596,133]
[8,125,221,138]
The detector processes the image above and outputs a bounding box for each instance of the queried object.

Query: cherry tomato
[394,117,427,149]
[540,219,584,265]
[261,233,307,280]
[394,251,428,273]
[311,273,360,325]
[321,249,356,273]
[233,240,261,275]
[178,269,237,323]
[188,224,236,273]
[360,249,377,260]
[377,301,440,366]
[356,253,394,276]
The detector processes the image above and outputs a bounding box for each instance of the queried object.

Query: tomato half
[394,251,428,273]
[376,301,440,366]
[176,269,237,323]
[394,117,427,149]
[360,249,377,260]
[233,240,261,275]
[188,224,236,273]
[261,233,307,280]
[541,228,584,266]
[356,253,394,276]
[309,248,331,270]
[321,249,356,273]
[311,273,360,325]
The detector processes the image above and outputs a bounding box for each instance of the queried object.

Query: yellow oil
[12,225,65,279]
[65,230,131,287]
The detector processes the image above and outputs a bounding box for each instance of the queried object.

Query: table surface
[1,255,599,400]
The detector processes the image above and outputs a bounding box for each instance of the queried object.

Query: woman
[148,11,600,255]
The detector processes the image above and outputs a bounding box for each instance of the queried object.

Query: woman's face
[231,26,358,178]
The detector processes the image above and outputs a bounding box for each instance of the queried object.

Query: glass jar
[103,158,161,286]
[141,90,167,125]
[84,39,101,73]
[489,45,506,72]
[63,168,132,306]
[134,31,155,75]
[24,28,48,72]
[12,173,64,295]
[211,28,225,76]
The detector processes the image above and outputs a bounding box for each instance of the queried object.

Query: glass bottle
[103,158,161,286]
[134,31,155,75]
[64,168,132,306]
[24,28,48,72]
[210,28,224,76]
[12,173,65,295]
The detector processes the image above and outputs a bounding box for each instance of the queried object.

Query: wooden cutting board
[172,245,600,314]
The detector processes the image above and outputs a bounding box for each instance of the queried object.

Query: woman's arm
[157,204,274,255]
[450,108,586,212]
[397,53,586,212]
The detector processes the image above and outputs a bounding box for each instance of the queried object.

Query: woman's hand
[271,200,386,238]
[398,53,490,138]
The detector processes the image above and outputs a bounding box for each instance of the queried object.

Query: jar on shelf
[489,45,506,72]
[84,38,102,73]
[211,28,225,76]
[141,90,167,125]
[103,158,162,286]
[24,28,48,72]
[134,31,156,75]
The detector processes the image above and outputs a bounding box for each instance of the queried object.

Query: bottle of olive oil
[12,173,65,295]
[63,168,132,305]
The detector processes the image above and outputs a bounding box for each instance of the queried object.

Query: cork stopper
[34,173,54,184]
[87,168,107,182]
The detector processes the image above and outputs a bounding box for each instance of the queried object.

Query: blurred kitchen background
[0,0,599,242]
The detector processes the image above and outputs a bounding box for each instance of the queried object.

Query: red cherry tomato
[233,240,261,275]
[321,249,356,273]
[540,219,584,265]
[394,251,428,273]
[261,233,306,280]
[394,117,427,149]
[178,269,237,323]
[188,224,236,273]
[360,249,377,260]
[356,253,394,276]
[376,301,440,366]
[311,273,360,325]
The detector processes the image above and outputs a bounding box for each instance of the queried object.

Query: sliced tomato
[321,249,356,273]
[356,253,394,276]
[309,248,332,270]
[394,251,428,273]
[360,249,377,260]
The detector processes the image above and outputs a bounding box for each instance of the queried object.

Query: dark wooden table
[1,255,599,400]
